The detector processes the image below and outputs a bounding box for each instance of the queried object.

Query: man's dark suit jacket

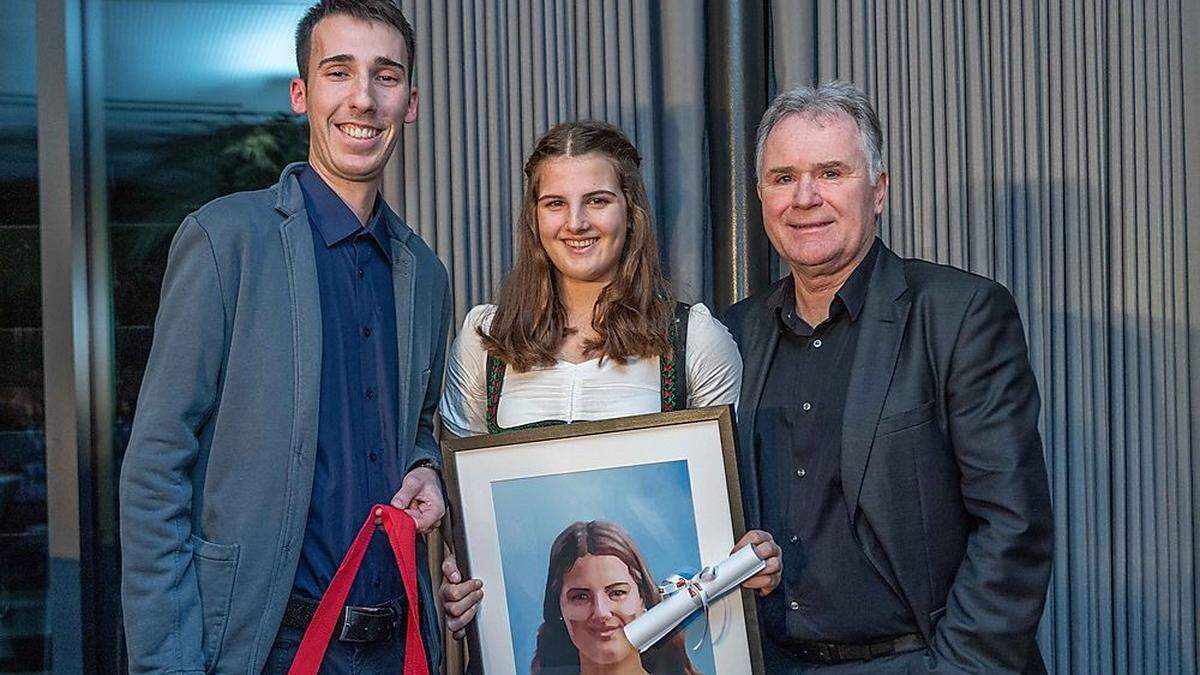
[724,241,1053,673]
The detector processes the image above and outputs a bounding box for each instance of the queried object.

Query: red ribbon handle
[288,504,429,675]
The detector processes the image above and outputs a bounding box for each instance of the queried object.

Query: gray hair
[755,80,885,184]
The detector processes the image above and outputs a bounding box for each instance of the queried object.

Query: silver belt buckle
[338,605,393,643]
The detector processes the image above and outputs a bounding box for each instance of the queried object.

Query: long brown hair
[530,520,700,675]
[480,120,673,371]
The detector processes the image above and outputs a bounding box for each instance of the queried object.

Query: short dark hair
[295,0,415,82]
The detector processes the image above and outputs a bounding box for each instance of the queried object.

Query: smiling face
[757,111,888,280]
[558,554,646,667]
[534,153,629,287]
[289,13,418,190]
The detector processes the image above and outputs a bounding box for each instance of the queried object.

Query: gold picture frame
[442,405,763,674]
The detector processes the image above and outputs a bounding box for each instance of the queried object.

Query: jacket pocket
[875,399,936,437]
[191,534,240,672]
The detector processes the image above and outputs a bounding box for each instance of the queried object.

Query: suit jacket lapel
[276,166,322,470]
[841,247,911,522]
[737,278,789,529]
[381,203,427,457]
[279,211,322,470]
[390,234,416,453]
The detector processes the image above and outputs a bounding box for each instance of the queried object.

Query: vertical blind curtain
[770,1,1198,673]
[384,0,711,329]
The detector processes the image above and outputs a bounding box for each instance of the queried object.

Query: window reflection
[0,0,46,671]
[95,1,310,668]
[105,0,309,446]
[3,1,321,666]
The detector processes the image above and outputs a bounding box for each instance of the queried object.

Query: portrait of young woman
[438,119,742,438]
[532,520,698,675]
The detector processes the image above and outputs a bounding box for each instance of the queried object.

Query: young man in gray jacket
[119,1,449,672]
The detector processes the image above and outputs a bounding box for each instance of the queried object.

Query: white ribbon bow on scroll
[623,545,766,653]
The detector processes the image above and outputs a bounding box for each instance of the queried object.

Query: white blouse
[439,303,743,437]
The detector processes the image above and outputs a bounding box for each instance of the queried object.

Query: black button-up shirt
[755,240,918,644]
[292,166,403,606]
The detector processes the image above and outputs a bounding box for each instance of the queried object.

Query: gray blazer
[119,163,450,674]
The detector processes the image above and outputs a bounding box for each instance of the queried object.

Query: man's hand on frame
[391,466,444,534]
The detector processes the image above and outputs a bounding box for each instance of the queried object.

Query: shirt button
[356,267,364,278]
[802,402,812,411]
[812,339,823,348]
[789,535,799,544]
[369,450,379,462]
[796,468,807,478]
[362,326,372,338]
[365,388,375,400]
[789,601,801,611]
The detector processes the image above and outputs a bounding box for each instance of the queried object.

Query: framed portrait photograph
[442,405,762,675]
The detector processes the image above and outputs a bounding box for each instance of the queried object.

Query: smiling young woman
[481,120,675,372]
[435,121,774,647]
[438,120,743,437]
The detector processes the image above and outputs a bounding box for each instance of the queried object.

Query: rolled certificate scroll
[623,545,765,652]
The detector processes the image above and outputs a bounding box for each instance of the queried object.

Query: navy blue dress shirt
[755,240,918,644]
[292,165,404,606]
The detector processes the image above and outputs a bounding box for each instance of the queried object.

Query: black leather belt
[782,633,926,665]
[281,595,405,644]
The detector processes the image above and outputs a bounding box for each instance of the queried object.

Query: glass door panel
[0,1,47,672]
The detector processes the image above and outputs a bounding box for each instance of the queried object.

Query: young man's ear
[290,77,308,115]
[403,85,419,124]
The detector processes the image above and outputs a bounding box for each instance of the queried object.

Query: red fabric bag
[287,504,429,675]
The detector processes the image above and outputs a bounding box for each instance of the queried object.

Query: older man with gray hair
[723,81,1053,673]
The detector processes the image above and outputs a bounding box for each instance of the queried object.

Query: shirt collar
[298,164,390,260]
[771,237,882,329]
[836,237,880,322]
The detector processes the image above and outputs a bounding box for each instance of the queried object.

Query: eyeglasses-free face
[558,553,647,668]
